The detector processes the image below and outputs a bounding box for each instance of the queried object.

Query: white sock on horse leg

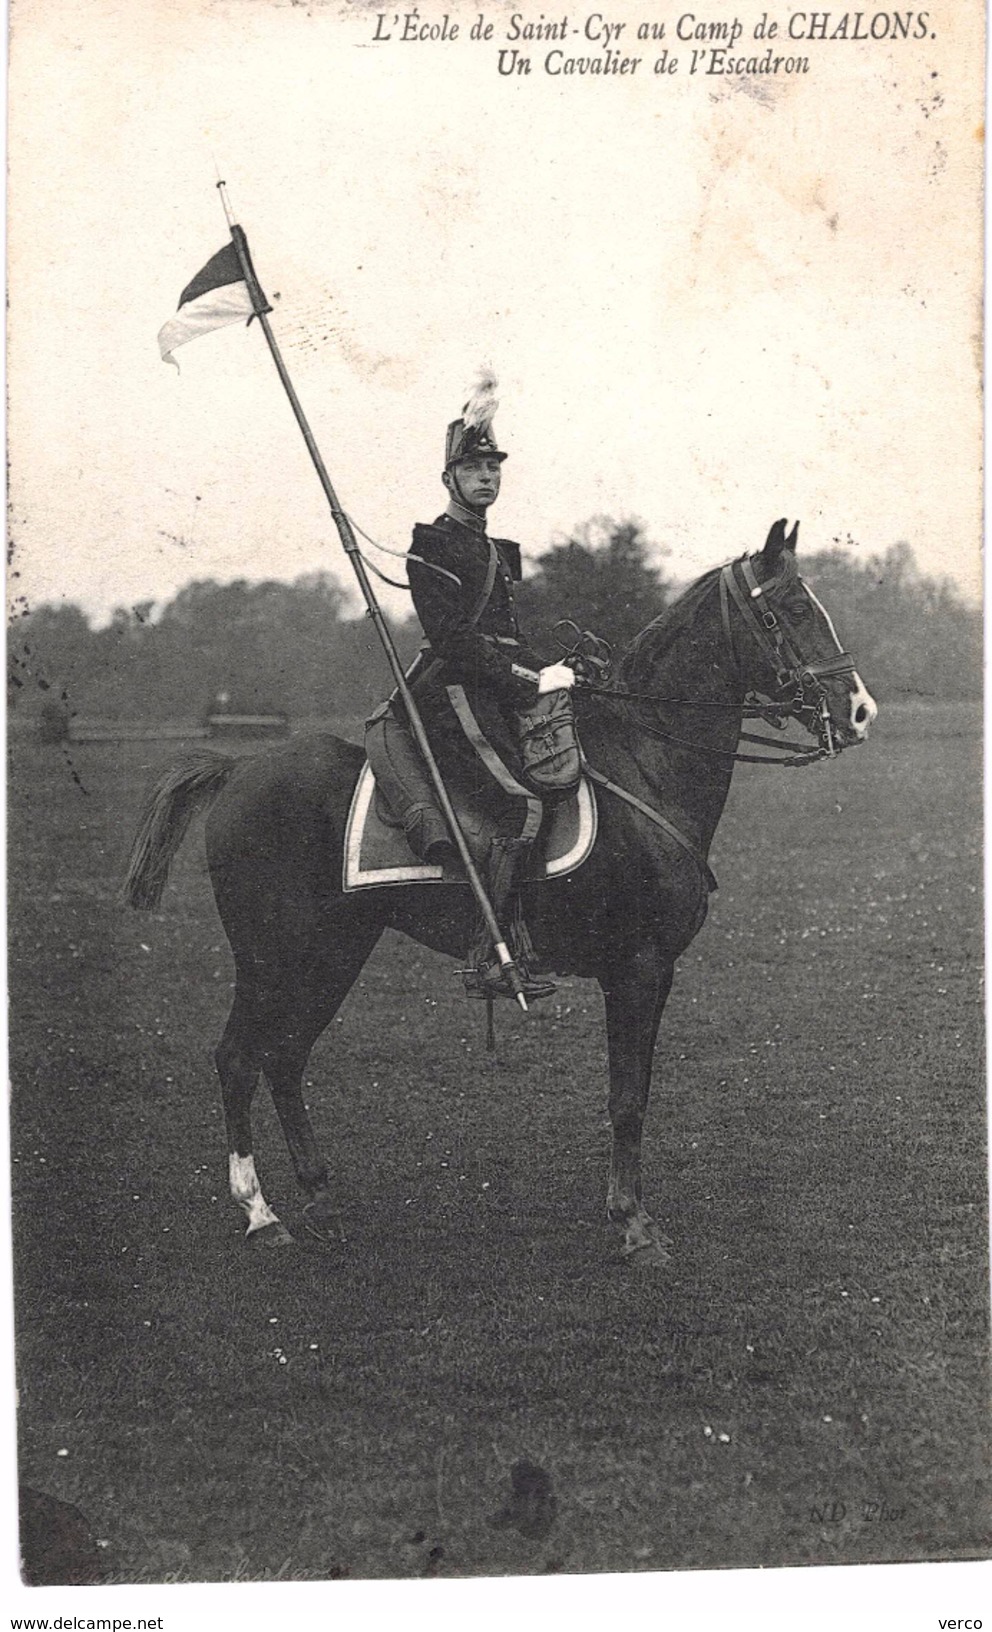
[228,1152,281,1233]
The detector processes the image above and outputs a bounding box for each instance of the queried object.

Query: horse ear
[762,519,799,562]
[763,519,789,561]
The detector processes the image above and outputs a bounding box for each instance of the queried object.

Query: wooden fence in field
[56,714,291,745]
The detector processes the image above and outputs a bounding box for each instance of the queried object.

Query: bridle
[568,554,860,768]
[717,554,858,761]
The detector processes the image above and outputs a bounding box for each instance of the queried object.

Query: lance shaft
[223,210,528,1010]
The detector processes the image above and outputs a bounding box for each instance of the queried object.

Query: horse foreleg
[602,947,674,1260]
[216,1001,293,1248]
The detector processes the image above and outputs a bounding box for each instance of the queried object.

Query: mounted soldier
[366,372,582,1003]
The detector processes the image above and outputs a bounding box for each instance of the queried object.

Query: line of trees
[8,521,981,728]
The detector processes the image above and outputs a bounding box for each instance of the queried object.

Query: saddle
[343,761,597,893]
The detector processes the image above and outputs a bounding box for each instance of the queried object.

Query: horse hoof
[620,1221,671,1263]
[302,1200,342,1245]
[247,1220,294,1249]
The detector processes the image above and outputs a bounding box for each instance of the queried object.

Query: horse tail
[122,750,238,910]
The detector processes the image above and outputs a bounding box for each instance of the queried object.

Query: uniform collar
[443,499,488,534]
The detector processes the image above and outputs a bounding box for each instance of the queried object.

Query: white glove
[537,663,576,695]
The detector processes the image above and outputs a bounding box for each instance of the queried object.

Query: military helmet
[444,368,508,468]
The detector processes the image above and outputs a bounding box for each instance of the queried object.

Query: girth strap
[582,761,717,893]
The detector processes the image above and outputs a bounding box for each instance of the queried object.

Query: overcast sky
[8,0,983,629]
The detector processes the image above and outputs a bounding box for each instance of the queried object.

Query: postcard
[5,0,987,1619]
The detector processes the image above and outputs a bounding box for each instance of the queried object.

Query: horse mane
[615,550,800,687]
[615,564,724,687]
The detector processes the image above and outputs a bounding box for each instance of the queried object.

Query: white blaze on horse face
[229,1153,281,1233]
[804,582,878,739]
[844,669,878,737]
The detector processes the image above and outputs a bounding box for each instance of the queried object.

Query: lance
[216,184,529,1010]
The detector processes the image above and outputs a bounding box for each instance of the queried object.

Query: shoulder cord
[345,513,463,592]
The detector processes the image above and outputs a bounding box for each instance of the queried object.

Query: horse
[123,520,877,1258]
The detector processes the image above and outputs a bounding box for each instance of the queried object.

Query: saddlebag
[515,689,582,795]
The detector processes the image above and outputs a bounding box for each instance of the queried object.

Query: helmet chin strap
[445,466,489,529]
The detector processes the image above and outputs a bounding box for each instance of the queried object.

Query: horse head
[725,519,877,753]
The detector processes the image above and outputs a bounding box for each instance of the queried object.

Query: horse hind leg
[216,998,293,1248]
[260,930,385,1243]
[262,1043,339,1245]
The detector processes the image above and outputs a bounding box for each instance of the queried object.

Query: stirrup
[461,960,557,1003]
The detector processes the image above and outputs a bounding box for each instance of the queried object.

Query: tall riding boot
[463,837,556,1002]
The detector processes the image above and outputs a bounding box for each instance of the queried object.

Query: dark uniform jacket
[407,514,545,711]
[405,514,549,812]
[364,512,555,857]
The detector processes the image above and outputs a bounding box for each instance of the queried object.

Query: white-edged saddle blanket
[343,762,598,892]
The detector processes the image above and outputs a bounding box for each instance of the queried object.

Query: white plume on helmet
[461,366,499,433]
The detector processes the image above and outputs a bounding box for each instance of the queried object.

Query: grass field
[8,702,989,1582]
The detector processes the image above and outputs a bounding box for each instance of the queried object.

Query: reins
[579,555,858,769]
[571,551,861,898]
[583,691,836,768]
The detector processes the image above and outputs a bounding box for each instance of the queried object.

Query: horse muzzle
[787,657,876,754]
[819,669,878,749]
